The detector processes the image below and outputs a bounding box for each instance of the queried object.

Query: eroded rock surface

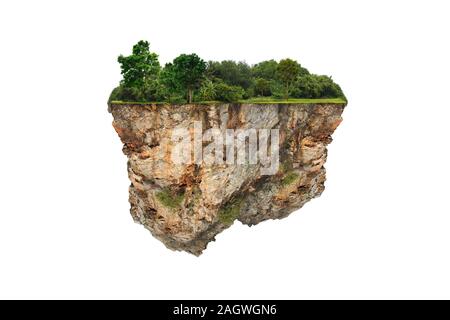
[110,103,345,255]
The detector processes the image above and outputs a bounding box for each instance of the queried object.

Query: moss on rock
[156,188,184,209]
[218,197,243,225]
[281,172,299,186]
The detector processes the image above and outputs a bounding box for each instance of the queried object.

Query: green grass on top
[240,97,347,104]
[110,100,165,105]
[109,97,346,105]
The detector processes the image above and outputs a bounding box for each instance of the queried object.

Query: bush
[214,81,245,102]
[108,86,121,103]
[108,85,144,102]
[316,75,345,98]
[108,79,170,103]
[198,80,216,101]
[293,75,345,99]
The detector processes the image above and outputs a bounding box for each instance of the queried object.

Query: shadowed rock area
[110,103,345,255]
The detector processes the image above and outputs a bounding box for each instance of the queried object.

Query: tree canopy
[110,40,346,104]
[170,54,206,103]
[117,40,160,89]
[277,59,302,99]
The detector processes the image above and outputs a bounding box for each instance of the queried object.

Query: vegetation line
[109,40,346,105]
[110,98,347,105]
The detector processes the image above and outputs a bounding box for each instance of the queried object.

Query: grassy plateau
[110,97,347,105]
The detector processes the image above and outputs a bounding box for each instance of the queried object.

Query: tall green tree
[253,78,272,96]
[276,58,302,99]
[206,60,253,89]
[252,59,279,80]
[118,41,161,94]
[170,54,206,103]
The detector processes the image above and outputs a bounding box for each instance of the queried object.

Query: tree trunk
[284,85,289,100]
[188,89,193,103]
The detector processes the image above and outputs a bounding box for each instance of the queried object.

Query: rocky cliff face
[110,103,345,255]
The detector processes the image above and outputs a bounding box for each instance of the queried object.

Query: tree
[112,42,346,103]
[253,78,272,96]
[117,41,161,97]
[276,58,302,99]
[235,62,253,89]
[316,75,345,98]
[252,60,279,80]
[293,74,321,98]
[292,74,345,99]
[206,60,253,89]
[170,54,206,103]
[159,63,183,101]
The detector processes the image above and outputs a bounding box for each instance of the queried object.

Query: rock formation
[110,102,345,255]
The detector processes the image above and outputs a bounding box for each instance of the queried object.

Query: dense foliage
[109,41,345,103]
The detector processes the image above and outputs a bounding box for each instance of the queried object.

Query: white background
[1,0,449,299]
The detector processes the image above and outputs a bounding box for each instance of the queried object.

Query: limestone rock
[110,103,346,255]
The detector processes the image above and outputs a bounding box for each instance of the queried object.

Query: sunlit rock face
[110,102,345,255]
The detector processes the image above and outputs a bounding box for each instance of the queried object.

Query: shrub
[293,74,345,99]
[316,75,345,98]
[108,86,121,103]
[108,85,144,102]
[108,80,170,103]
[214,81,245,102]
[198,80,217,101]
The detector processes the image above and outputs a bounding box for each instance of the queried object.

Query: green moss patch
[156,188,184,209]
[281,172,300,186]
[218,197,243,226]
